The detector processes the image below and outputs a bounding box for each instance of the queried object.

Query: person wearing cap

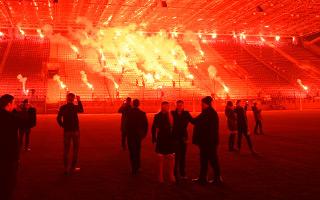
[234,100,255,153]
[118,97,132,150]
[57,93,84,175]
[123,99,148,175]
[192,96,222,185]
[0,94,21,200]
[152,101,176,183]
[18,99,37,151]
[171,100,193,181]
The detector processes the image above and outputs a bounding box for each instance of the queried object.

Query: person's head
[253,102,258,107]
[201,96,213,110]
[161,101,170,113]
[226,101,233,108]
[0,94,15,112]
[236,100,241,106]
[125,97,132,105]
[22,99,30,108]
[176,100,184,112]
[133,99,140,108]
[67,93,76,103]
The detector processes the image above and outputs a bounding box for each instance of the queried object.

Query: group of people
[225,100,263,153]
[0,92,264,200]
[120,97,220,185]
[119,97,264,185]
[0,95,37,200]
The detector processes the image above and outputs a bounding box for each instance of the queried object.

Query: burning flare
[297,79,308,91]
[17,74,29,95]
[80,71,94,90]
[53,75,67,90]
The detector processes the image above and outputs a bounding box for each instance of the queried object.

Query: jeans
[174,141,187,178]
[254,120,263,134]
[228,133,236,151]
[199,146,221,181]
[19,128,31,148]
[64,131,80,169]
[127,136,141,174]
[238,129,253,150]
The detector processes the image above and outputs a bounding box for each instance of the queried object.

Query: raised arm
[76,96,84,113]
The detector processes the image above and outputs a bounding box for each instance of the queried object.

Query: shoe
[70,167,80,175]
[24,146,31,151]
[192,178,207,185]
[180,176,188,180]
[209,176,223,185]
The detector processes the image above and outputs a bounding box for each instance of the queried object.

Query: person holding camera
[57,93,84,175]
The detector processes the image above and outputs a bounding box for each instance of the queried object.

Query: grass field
[14,110,320,200]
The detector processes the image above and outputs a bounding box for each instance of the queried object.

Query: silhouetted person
[0,94,20,200]
[171,100,193,181]
[252,102,264,135]
[123,99,148,175]
[118,97,132,150]
[225,101,237,151]
[152,101,175,183]
[57,93,84,175]
[234,100,255,153]
[192,96,222,185]
[18,99,36,151]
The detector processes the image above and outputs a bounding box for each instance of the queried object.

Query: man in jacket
[18,99,37,151]
[171,100,193,181]
[234,100,255,153]
[123,99,148,175]
[57,93,84,175]
[0,94,20,200]
[192,96,222,185]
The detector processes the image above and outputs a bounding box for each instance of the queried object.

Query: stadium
[0,1,319,200]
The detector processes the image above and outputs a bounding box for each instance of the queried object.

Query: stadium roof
[1,0,320,36]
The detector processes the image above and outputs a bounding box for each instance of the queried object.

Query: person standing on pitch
[171,100,193,182]
[18,99,37,151]
[252,102,264,135]
[152,101,175,183]
[123,99,148,175]
[118,97,132,150]
[225,101,237,151]
[0,94,21,200]
[192,96,222,185]
[234,100,255,154]
[57,93,84,175]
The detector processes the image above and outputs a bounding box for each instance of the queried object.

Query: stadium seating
[0,38,319,106]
